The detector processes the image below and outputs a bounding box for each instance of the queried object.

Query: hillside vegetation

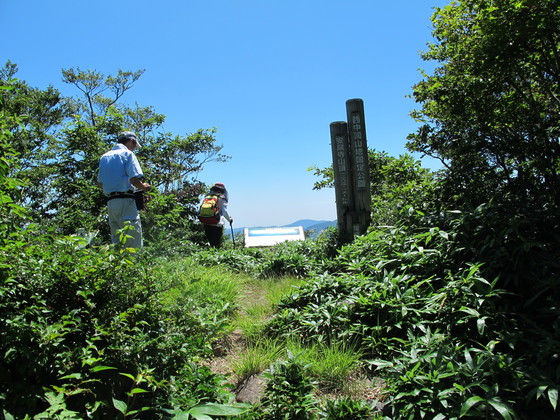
[2,1,560,418]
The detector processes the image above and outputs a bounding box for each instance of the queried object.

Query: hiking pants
[204,224,223,248]
[107,198,143,248]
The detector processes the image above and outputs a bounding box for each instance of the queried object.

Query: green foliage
[0,86,27,238]
[192,230,341,279]
[2,108,238,418]
[156,256,242,308]
[444,201,560,309]
[285,340,362,393]
[2,63,227,244]
[257,351,319,420]
[264,273,357,345]
[311,150,437,228]
[259,215,559,418]
[235,276,303,343]
[321,397,377,420]
[0,234,236,417]
[371,336,521,419]
[0,112,237,417]
[367,152,437,226]
[232,338,285,382]
[163,402,250,419]
[3,4,560,417]
[396,4,560,415]
[408,0,560,210]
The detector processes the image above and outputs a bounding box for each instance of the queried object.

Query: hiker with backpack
[198,182,233,249]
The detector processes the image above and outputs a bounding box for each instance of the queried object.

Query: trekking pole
[230,221,236,247]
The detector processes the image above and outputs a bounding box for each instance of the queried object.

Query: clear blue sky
[1,0,446,229]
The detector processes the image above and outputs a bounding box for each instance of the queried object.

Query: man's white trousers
[107,198,143,248]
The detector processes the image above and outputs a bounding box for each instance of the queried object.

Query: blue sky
[1,0,447,229]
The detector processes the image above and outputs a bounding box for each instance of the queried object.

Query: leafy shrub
[264,273,359,345]
[334,220,459,281]
[0,234,235,418]
[256,351,318,419]
[261,216,560,418]
[193,247,263,275]
[192,241,326,279]
[370,329,524,419]
[321,397,377,420]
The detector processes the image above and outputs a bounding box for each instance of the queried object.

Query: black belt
[107,190,134,201]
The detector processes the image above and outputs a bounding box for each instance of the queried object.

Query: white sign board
[244,226,305,248]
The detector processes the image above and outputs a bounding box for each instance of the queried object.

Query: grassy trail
[201,273,384,405]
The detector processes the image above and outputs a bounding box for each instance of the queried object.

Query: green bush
[257,351,318,420]
[261,217,560,418]
[321,397,377,420]
[192,239,330,279]
[0,234,235,418]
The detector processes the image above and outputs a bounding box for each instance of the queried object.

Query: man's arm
[130,177,151,192]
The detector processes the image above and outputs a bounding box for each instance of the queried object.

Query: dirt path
[205,283,269,403]
[205,280,386,407]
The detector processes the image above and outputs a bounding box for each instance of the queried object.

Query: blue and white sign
[244,226,305,247]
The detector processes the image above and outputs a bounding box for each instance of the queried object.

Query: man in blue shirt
[97,131,151,248]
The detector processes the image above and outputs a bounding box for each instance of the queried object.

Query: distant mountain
[304,220,337,237]
[284,219,334,230]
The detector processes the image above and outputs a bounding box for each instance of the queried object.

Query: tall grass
[155,256,246,310]
[235,276,303,343]
[284,339,363,392]
[231,337,285,381]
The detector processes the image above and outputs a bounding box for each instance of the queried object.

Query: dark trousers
[204,225,223,248]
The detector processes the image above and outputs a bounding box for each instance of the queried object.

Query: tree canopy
[407,0,560,209]
[1,63,229,244]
